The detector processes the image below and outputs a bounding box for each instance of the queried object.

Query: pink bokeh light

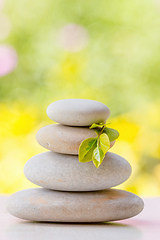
[59,23,89,52]
[0,45,18,77]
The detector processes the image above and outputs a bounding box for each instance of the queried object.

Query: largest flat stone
[6,188,144,222]
[24,151,131,191]
[46,99,110,126]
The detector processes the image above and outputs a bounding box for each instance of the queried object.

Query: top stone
[47,99,110,126]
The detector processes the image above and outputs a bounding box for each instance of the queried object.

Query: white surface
[1,196,160,240]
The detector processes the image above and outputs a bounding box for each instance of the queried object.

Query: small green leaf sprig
[78,122,119,168]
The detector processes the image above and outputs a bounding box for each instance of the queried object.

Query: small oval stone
[46,99,110,126]
[24,151,131,191]
[6,188,144,222]
[36,124,115,154]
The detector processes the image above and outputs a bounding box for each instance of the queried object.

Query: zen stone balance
[6,99,144,222]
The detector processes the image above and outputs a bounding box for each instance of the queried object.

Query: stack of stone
[7,99,144,222]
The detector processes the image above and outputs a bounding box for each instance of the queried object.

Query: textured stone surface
[46,99,110,126]
[36,124,115,154]
[6,188,144,222]
[24,151,131,191]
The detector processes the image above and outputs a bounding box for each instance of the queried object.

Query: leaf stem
[98,125,105,137]
[97,125,105,148]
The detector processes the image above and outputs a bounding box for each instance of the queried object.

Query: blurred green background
[0,0,160,196]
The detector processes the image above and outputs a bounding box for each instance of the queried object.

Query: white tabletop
[1,196,159,240]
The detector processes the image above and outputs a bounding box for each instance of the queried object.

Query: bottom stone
[6,188,144,222]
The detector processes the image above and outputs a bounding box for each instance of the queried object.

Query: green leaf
[79,123,119,168]
[99,133,110,154]
[92,145,105,168]
[79,137,97,163]
[103,127,119,141]
[89,122,105,129]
